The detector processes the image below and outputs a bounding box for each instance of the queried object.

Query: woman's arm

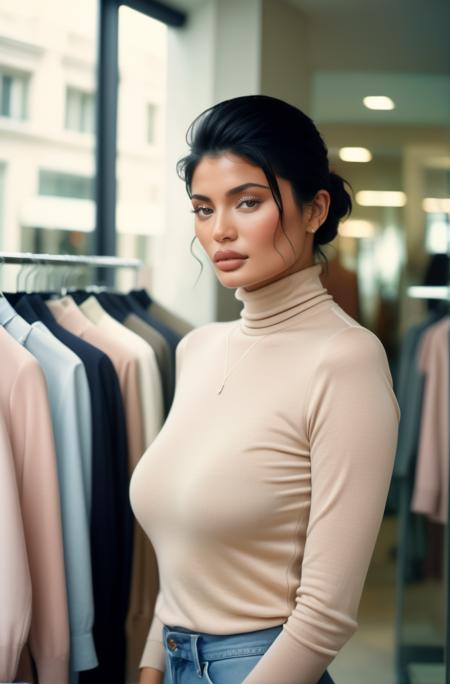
[242,326,400,684]
[138,666,164,684]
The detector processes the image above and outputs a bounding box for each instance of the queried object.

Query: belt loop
[190,634,202,676]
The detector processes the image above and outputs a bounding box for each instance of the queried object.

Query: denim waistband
[162,623,284,663]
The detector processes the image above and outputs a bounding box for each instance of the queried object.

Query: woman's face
[190,152,330,291]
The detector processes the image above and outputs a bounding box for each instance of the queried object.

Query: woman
[130,95,400,684]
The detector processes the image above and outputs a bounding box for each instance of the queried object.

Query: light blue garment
[34,320,92,516]
[0,298,97,673]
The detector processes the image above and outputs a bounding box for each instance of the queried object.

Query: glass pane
[0,0,97,291]
[116,5,168,292]
[0,73,13,116]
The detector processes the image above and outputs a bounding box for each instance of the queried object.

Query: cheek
[194,221,207,245]
[240,205,280,247]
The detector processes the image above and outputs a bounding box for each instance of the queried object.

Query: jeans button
[167,638,178,651]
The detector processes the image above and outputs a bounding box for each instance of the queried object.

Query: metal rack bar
[0,251,143,269]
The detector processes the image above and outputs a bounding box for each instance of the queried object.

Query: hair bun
[328,171,352,220]
[314,172,352,246]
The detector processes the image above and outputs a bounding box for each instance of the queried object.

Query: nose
[211,209,236,242]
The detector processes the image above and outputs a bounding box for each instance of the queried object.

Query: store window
[116,5,167,291]
[0,0,97,291]
[39,169,94,199]
[0,68,29,120]
[65,87,95,134]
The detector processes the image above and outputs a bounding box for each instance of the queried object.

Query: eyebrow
[191,182,270,201]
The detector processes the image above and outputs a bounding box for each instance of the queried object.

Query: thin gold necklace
[217,322,268,394]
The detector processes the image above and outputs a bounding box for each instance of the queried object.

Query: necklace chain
[217,323,268,394]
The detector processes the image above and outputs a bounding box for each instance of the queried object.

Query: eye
[191,205,213,217]
[237,197,261,209]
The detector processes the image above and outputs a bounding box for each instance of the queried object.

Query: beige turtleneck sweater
[129,262,400,684]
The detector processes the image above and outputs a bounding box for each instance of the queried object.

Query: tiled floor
[327,515,446,684]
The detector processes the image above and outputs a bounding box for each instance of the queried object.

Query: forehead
[191,152,267,191]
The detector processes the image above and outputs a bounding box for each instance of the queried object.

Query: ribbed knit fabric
[130,262,400,683]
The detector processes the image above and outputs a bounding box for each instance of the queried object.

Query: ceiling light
[408,286,449,300]
[339,220,376,238]
[339,147,372,162]
[422,197,450,213]
[363,96,395,110]
[356,191,406,207]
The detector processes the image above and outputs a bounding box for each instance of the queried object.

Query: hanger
[0,256,4,298]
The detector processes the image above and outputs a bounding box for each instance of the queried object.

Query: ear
[306,190,331,233]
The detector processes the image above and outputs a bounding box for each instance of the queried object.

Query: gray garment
[393,308,445,478]
[148,299,194,337]
[124,313,173,417]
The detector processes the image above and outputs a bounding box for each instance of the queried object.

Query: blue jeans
[162,623,335,684]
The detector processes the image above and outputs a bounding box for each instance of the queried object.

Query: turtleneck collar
[234,262,333,335]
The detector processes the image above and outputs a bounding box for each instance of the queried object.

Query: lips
[214,251,247,262]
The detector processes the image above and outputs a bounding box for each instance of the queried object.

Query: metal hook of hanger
[60,264,70,296]
[0,255,5,297]
[36,257,47,292]
[16,258,28,292]
[23,261,37,293]
[47,260,56,292]
[33,259,45,292]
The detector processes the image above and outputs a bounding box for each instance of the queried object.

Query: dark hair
[177,95,353,280]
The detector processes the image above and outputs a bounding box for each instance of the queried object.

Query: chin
[218,274,263,291]
[217,275,248,289]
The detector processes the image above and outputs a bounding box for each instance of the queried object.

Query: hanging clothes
[130,288,194,337]
[411,316,450,524]
[1,274,188,684]
[0,296,97,675]
[0,326,70,684]
[0,410,32,683]
[6,291,132,684]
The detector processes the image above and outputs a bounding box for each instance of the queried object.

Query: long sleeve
[55,369,97,670]
[242,326,400,684]
[9,353,70,684]
[0,415,32,682]
[138,592,166,671]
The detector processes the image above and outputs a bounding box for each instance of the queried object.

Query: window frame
[0,67,29,120]
[95,0,186,283]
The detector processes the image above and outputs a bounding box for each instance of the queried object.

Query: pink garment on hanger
[0,327,69,684]
[0,411,32,682]
[411,316,450,524]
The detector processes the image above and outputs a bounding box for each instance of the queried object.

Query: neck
[234,262,333,335]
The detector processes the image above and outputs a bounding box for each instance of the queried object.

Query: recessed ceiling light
[422,197,450,213]
[339,147,372,162]
[356,191,406,207]
[363,96,395,110]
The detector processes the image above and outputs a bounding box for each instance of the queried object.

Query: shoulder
[303,321,394,413]
[319,323,388,370]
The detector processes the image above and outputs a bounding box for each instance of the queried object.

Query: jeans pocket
[204,653,263,684]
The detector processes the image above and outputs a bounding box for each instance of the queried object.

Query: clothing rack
[395,280,450,684]
[0,251,144,290]
[0,251,143,269]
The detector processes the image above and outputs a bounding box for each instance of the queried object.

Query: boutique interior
[0,1,449,683]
